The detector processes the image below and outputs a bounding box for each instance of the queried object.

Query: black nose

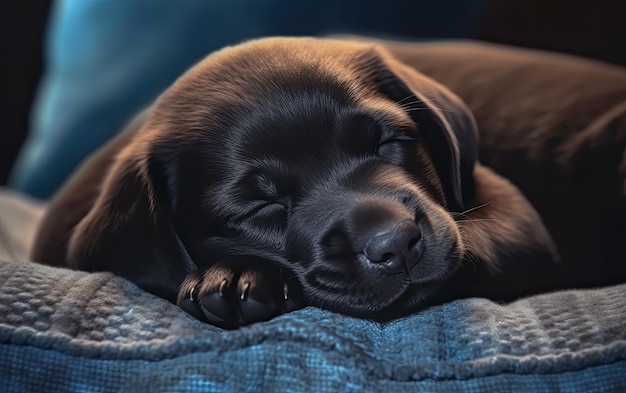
[364,220,422,274]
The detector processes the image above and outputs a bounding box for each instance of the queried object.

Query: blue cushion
[1,258,625,392]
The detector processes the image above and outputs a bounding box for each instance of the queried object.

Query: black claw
[240,282,250,301]
[218,279,228,297]
[190,282,203,302]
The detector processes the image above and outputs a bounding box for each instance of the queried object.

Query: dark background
[1,0,625,186]
[0,1,50,186]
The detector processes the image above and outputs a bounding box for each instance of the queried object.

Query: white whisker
[451,201,492,217]
[456,218,500,223]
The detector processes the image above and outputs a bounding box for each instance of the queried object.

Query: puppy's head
[68,38,554,319]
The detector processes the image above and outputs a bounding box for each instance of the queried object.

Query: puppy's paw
[177,257,304,329]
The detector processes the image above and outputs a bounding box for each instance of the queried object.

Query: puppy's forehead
[152,38,411,129]
[194,37,367,85]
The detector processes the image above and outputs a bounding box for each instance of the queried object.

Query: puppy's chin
[372,282,445,321]
[305,236,464,318]
[314,275,450,321]
[311,275,411,318]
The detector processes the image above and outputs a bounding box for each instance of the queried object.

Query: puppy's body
[33,38,626,328]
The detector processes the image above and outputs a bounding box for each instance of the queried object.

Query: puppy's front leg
[177,257,305,329]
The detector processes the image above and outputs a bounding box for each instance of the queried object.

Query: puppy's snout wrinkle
[364,220,422,274]
[323,197,424,274]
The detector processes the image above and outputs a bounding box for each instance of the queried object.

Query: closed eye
[243,201,282,217]
[243,196,291,219]
[243,200,290,233]
[381,134,417,144]
[376,134,417,157]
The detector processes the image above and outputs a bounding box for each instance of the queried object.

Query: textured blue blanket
[1,258,625,392]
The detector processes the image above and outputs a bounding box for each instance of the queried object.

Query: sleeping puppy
[32,37,625,329]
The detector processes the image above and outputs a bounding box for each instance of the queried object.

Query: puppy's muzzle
[326,197,424,275]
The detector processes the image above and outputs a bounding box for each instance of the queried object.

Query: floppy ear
[67,131,198,302]
[358,48,479,212]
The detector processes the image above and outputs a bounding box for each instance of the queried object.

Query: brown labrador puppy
[32,38,626,328]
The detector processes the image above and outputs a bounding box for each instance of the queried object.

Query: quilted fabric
[1,258,625,392]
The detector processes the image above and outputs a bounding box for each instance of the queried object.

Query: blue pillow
[9,0,486,199]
